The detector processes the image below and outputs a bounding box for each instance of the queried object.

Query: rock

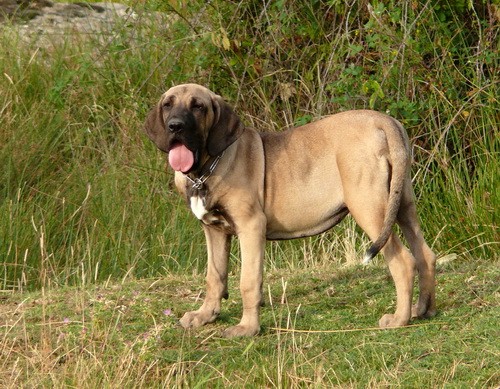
[0,0,53,22]
[0,1,149,47]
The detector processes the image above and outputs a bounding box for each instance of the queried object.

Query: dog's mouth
[168,141,196,173]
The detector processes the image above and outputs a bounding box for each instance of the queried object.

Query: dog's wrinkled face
[144,84,244,174]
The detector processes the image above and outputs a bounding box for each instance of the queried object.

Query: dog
[144,83,437,337]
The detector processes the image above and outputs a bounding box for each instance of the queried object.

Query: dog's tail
[363,118,410,264]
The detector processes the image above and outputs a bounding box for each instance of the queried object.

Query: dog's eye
[162,101,172,109]
[192,103,205,111]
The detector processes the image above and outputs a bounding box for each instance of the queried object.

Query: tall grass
[0,12,208,289]
[0,0,498,291]
[206,0,499,260]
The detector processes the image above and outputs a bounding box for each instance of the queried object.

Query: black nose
[168,119,184,133]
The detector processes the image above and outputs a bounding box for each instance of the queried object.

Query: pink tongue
[168,144,194,172]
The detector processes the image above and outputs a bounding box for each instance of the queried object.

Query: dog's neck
[184,151,225,191]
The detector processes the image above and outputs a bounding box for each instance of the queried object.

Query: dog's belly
[266,205,349,239]
[266,182,349,240]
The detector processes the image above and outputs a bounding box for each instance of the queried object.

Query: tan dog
[144,83,437,337]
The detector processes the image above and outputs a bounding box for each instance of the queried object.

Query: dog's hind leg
[377,234,416,327]
[344,178,415,328]
[179,226,231,329]
[397,180,437,319]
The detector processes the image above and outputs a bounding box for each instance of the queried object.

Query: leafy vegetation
[0,0,498,387]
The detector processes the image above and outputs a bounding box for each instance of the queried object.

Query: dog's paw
[179,309,218,329]
[378,314,410,328]
[411,304,437,319]
[222,324,260,338]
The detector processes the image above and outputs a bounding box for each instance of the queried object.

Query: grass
[0,0,498,387]
[1,259,498,387]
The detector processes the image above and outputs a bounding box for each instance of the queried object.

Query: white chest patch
[190,196,208,220]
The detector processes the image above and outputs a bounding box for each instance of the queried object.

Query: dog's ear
[207,96,244,156]
[144,102,169,152]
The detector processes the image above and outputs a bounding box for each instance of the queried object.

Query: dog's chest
[189,195,231,230]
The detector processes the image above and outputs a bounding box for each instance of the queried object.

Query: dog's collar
[184,151,224,190]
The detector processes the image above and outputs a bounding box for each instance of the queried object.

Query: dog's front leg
[223,214,266,337]
[179,225,231,329]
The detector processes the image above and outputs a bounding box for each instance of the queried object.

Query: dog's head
[144,83,244,174]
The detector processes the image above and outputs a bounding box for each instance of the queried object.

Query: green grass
[1,259,498,387]
[0,0,498,386]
